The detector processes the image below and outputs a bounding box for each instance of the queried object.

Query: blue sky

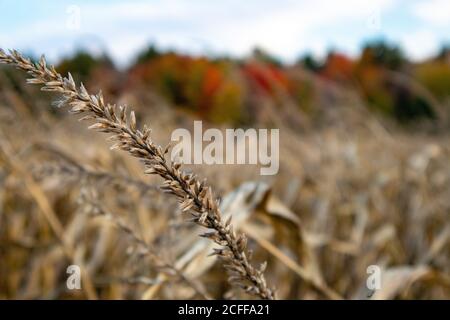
[0,0,449,67]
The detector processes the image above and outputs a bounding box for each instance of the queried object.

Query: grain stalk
[79,186,212,300]
[0,49,275,299]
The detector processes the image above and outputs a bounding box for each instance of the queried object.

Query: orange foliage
[127,54,244,123]
[321,53,354,82]
[243,63,289,96]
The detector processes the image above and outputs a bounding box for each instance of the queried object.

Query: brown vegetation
[0,48,448,300]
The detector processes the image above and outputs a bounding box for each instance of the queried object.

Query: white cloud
[412,0,450,26]
[400,30,440,61]
[8,0,446,66]
[171,0,397,60]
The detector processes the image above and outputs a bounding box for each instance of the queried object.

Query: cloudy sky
[0,0,448,66]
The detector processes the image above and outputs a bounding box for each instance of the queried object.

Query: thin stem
[0,49,275,299]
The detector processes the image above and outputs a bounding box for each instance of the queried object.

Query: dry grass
[0,49,274,299]
[0,49,448,300]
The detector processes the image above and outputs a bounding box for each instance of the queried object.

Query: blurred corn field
[0,45,449,299]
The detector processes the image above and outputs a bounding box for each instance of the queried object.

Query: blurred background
[0,0,449,299]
